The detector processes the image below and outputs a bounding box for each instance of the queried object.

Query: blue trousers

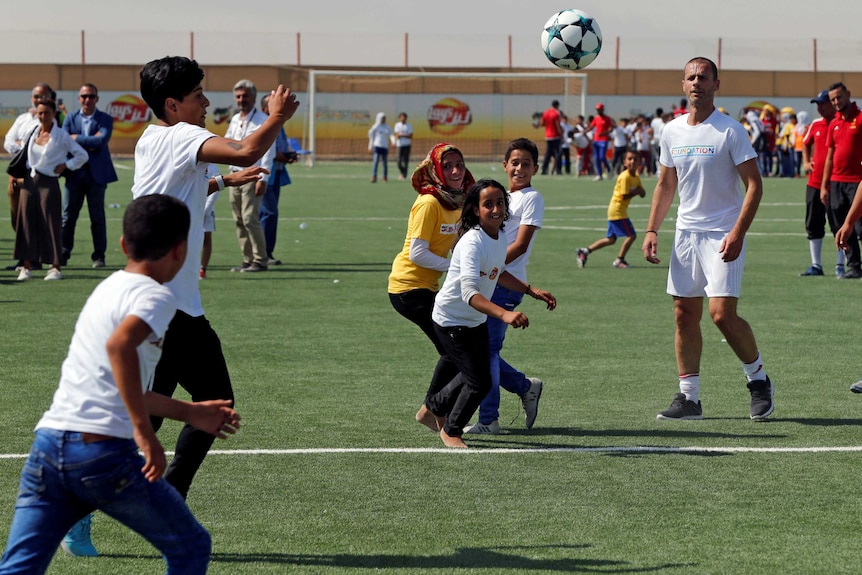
[260,184,281,258]
[477,284,530,424]
[0,429,211,575]
[62,170,107,262]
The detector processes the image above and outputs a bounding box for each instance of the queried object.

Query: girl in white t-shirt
[415,179,553,448]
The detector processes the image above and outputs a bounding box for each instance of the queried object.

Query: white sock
[809,238,823,267]
[837,249,847,266]
[742,352,765,382]
[679,374,700,403]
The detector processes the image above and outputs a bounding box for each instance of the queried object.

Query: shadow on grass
[213,262,392,275]
[212,543,695,572]
[770,417,862,426]
[502,427,787,441]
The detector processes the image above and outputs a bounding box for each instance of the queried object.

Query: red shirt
[541,108,561,140]
[825,102,862,183]
[590,114,613,142]
[803,117,831,188]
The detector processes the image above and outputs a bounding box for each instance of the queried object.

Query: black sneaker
[656,393,703,420]
[841,267,862,279]
[747,377,774,420]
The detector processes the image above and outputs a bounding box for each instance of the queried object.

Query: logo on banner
[428,98,472,136]
[107,95,152,137]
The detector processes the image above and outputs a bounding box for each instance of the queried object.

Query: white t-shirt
[660,110,757,232]
[432,226,507,328]
[393,121,413,147]
[504,186,544,283]
[132,122,214,316]
[37,271,176,439]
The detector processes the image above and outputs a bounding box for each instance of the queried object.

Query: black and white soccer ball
[540,9,602,71]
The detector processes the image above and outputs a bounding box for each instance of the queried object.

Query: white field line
[4,445,862,459]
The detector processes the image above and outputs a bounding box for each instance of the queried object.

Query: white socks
[742,352,765,383]
[809,238,822,268]
[679,374,700,403]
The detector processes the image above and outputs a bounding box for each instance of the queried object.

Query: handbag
[6,127,38,179]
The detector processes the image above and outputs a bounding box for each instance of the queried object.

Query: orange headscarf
[410,143,475,211]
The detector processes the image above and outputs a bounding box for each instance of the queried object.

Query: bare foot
[415,405,441,431]
[440,429,468,448]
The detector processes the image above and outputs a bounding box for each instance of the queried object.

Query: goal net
[305,70,587,164]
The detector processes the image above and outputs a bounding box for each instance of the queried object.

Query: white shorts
[203,207,216,233]
[666,230,745,298]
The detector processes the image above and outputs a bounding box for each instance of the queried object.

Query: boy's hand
[501,310,529,329]
[529,287,557,311]
[225,166,269,188]
[134,429,167,482]
[188,400,241,439]
[267,85,300,122]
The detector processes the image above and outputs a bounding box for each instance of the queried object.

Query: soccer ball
[540,9,602,71]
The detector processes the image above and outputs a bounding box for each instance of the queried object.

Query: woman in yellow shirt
[388,143,475,411]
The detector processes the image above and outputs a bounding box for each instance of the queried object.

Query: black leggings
[389,289,459,399]
[150,311,233,498]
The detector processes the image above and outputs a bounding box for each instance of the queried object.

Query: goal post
[306,70,588,165]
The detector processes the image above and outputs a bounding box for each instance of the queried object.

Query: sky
[5,0,860,40]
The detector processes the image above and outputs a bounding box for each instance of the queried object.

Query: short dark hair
[459,179,509,237]
[829,82,848,93]
[140,56,205,121]
[123,195,190,261]
[505,138,539,165]
[551,100,560,108]
[686,56,719,80]
[36,99,57,112]
[80,83,98,96]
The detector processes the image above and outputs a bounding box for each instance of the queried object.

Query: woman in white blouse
[14,99,87,281]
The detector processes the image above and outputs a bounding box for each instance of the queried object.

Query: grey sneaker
[657,393,703,420]
[747,377,774,420]
[464,420,500,435]
[520,378,543,429]
[851,380,862,394]
[92,258,106,268]
[576,248,588,268]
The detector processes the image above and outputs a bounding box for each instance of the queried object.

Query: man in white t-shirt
[393,112,413,180]
[130,56,298,501]
[0,195,240,574]
[225,79,275,273]
[642,57,773,422]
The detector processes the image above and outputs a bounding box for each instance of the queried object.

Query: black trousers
[425,322,492,437]
[541,139,562,175]
[829,181,862,268]
[389,290,459,399]
[805,185,832,240]
[150,311,234,498]
[397,145,411,178]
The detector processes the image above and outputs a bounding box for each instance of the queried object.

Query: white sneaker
[464,420,500,435]
[44,267,63,281]
[851,380,862,394]
[16,268,31,281]
[521,378,544,429]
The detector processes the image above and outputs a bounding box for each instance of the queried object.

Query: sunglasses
[79,94,97,100]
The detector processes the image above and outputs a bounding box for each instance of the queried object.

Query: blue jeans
[593,141,610,178]
[372,147,389,179]
[477,285,530,424]
[260,184,281,258]
[0,429,211,575]
[62,170,107,262]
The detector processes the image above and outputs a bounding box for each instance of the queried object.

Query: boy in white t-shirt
[0,195,241,575]
[128,56,297,506]
[465,139,556,435]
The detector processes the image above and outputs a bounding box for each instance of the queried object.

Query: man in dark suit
[61,83,118,268]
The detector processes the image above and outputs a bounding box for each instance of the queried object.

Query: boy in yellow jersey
[576,150,646,268]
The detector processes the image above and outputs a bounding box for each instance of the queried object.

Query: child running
[576,150,646,269]
[415,179,556,448]
[0,195,241,575]
[466,138,556,435]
